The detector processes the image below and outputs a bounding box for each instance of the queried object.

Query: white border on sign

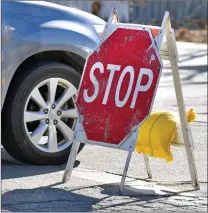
[72,23,163,151]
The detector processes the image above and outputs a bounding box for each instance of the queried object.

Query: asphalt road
[1,42,207,212]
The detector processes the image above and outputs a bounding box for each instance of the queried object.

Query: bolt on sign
[62,9,199,192]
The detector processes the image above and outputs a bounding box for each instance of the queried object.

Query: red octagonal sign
[76,27,162,146]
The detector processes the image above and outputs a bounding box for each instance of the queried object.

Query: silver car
[1,1,105,164]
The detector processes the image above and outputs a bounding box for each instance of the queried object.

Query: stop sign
[76,27,162,146]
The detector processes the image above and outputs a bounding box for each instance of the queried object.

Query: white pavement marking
[69,167,135,184]
[65,167,201,197]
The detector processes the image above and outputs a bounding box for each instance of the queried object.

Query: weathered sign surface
[76,27,162,146]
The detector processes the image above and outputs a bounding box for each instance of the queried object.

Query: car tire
[2,62,85,165]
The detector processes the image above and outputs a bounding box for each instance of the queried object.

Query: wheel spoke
[30,87,47,109]
[31,122,48,144]
[56,119,74,141]
[24,111,48,122]
[56,85,77,109]
[48,124,58,152]
[61,108,78,119]
[48,78,58,105]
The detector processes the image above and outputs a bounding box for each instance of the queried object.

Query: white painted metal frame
[62,9,199,192]
[164,14,199,189]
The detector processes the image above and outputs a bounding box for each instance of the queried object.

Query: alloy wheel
[24,78,78,153]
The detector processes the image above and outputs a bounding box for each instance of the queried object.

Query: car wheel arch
[2,50,86,110]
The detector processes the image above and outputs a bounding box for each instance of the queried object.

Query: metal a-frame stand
[62,9,199,193]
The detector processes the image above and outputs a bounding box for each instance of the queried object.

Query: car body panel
[1,0,105,107]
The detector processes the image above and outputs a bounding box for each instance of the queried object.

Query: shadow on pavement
[163,65,207,76]
[1,186,99,212]
[1,181,200,212]
[2,150,203,211]
[160,64,207,86]
[178,49,207,64]
[1,148,80,180]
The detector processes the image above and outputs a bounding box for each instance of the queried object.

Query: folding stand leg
[62,141,80,183]
[165,16,199,189]
[119,151,133,194]
[143,154,152,179]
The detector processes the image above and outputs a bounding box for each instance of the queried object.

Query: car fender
[2,21,101,106]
